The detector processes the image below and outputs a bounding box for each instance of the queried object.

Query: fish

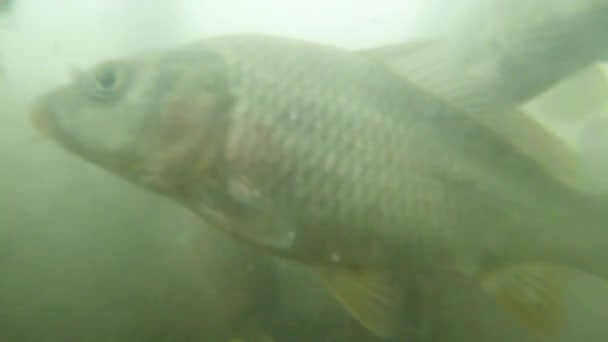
[29,33,608,339]
[363,0,608,118]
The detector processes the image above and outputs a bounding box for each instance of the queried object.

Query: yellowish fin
[480,263,569,338]
[319,267,402,339]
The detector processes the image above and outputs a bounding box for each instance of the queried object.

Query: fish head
[29,44,234,197]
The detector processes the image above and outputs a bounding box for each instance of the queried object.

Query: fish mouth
[29,102,57,138]
[27,100,84,158]
[28,99,147,182]
[28,99,77,152]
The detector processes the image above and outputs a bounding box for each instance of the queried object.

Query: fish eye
[85,62,129,100]
[97,69,116,90]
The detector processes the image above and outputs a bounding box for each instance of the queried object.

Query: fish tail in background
[365,0,608,119]
[576,114,608,194]
[448,0,608,105]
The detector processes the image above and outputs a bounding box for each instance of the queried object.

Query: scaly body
[191,36,606,275]
[30,34,608,339]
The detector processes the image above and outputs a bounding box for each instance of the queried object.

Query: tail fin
[577,113,608,195]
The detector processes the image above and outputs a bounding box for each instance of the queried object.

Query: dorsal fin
[360,40,591,192]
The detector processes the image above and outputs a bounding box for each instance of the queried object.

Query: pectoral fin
[319,267,403,339]
[480,263,569,338]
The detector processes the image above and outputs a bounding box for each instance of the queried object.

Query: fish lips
[28,98,82,156]
[28,95,156,186]
[28,98,105,164]
[29,100,58,138]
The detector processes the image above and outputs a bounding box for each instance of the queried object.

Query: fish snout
[29,99,57,137]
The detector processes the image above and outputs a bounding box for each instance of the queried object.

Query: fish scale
[210,38,488,257]
[208,37,533,247]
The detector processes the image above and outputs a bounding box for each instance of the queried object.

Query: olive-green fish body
[194,36,604,274]
[30,34,608,339]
